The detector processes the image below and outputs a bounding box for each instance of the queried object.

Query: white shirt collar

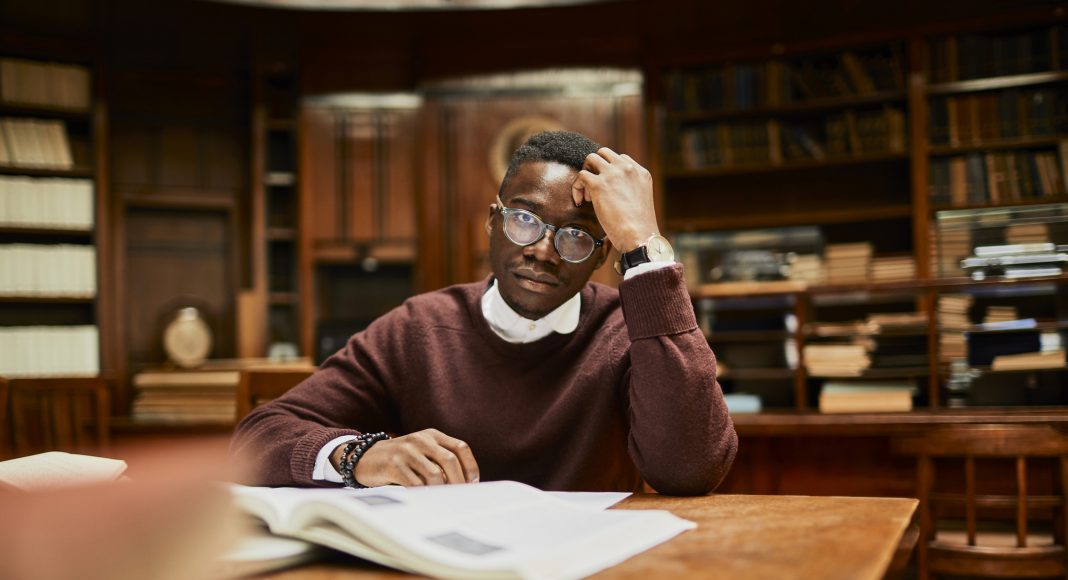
[481,279,581,344]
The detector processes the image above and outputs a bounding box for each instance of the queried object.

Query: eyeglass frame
[493,194,606,263]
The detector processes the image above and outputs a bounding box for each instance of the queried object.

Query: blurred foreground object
[0,438,241,580]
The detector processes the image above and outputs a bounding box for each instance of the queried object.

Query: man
[231,131,736,495]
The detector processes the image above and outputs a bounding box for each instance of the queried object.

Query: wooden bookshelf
[664,151,908,179]
[0,51,104,381]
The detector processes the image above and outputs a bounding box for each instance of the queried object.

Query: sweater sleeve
[618,264,738,496]
[229,304,414,487]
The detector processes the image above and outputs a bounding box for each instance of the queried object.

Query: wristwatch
[616,234,675,275]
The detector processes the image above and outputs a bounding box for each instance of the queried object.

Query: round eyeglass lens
[556,229,594,262]
[504,211,544,245]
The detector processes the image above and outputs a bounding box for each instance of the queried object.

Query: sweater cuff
[292,426,362,486]
[619,263,698,341]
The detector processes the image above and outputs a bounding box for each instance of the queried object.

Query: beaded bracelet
[339,431,390,489]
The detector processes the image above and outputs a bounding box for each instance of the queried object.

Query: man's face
[486,160,609,321]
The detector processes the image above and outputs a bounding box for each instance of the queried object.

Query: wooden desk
[262,494,919,580]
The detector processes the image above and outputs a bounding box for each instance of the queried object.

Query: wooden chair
[1,377,111,459]
[893,424,1068,580]
[235,368,314,422]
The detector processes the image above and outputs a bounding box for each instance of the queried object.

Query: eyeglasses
[494,195,605,263]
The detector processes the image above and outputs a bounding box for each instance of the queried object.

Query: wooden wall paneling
[417,101,449,293]
[240,96,269,359]
[304,107,341,245]
[123,208,235,367]
[383,109,419,242]
[93,61,118,406]
[344,110,377,242]
[298,108,317,359]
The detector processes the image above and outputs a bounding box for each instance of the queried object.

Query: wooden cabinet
[0,46,111,382]
[299,99,420,361]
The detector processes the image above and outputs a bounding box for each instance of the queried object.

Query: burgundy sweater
[231,265,737,495]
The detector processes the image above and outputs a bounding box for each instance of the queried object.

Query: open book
[229,480,694,580]
[0,451,127,491]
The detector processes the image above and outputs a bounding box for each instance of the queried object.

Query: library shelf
[705,330,792,342]
[0,226,92,239]
[804,326,929,338]
[930,196,1068,213]
[668,90,907,124]
[965,321,1068,335]
[0,102,91,120]
[928,135,1067,157]
[266,226,296,241]
[268,291,298,305]
[667,203,913,231]
[967,365,1067,375]
[0,295,94,304]
[926,70,1068,96]
[718,368,796,380]
[0,165,94,178]
[664,151,908,179]
[730,408,1068,436]
[806,366,930,379]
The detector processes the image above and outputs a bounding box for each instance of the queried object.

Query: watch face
[163,307,212,368]
[646,235,675,263]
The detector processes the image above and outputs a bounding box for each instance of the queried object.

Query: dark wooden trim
[0,165,94,178]
[928,135,1067,157]
[732,408,1068,437]
[664,152,909,179]
[0,102,92,120]
[667,203,912,232]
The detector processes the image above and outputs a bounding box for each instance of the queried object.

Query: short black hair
[498,131,600,195]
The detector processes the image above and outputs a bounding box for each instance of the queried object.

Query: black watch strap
[618,245,650,274]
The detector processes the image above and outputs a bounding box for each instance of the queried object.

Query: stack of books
[824,242,873,284]
[938,293,973,362]
[991,349,1066,371]
[818,380,916,413]
[932,228,971,277]
[983,305,1019,324]
[871,255,916,281]
[788,254,824,284]
[131,358,315,424]
[803,343,871,376]
[1005,222,1049,245]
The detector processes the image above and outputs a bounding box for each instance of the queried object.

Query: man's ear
[593,239,613,269]
[484,205,495,238]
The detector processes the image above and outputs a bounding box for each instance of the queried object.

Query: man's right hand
[331,428,480,487]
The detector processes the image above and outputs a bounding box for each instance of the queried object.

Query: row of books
[0,58,91,111]
[663,46,903,113]
[928,147,1068,206]
[927,28,1057,84]
[0,244,96,297]
[0,176,94,230]
[672,108,906,170]
[928,88,1067,147]
[0,118,75,168]
[0,325,98,377]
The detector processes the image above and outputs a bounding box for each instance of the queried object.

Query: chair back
[1,377,111,459]
[235,369,313,422]
[893,424,1068,579]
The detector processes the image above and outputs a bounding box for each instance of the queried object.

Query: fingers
[356,429,479,488]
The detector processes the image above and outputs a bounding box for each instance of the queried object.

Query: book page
[0,451,127,491]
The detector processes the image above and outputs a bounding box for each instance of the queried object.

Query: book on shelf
[0,58,90,111]
[230,480,693,580]
[990,348,1066,371]
[0,176,94,230]
[929,145,1068,207]
[0,118,74,169]
[928,29,1053,84]
[818,380,916,413]
[0,244,96,297]
[803,342,871,376]
[0,325,98,377]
